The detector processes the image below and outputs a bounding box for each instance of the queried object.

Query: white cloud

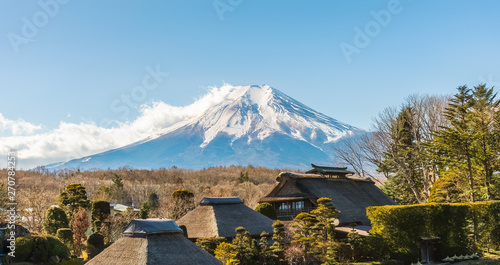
[0,113,42,135]
[0,84,240,169]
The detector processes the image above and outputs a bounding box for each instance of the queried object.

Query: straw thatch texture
[177,197,274,239]
[86,219,222,265]
[176,205,219,238]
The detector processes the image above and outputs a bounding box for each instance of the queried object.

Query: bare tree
[18,178,57,234]
[335,95,448,203]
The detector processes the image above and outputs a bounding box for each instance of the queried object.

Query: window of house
[278,201,305,211]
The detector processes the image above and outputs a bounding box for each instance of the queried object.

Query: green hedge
[367,201,500,263]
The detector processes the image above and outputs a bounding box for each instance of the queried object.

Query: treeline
[0,165,287,235]
[335,84,500,204]
[0,165,289,263]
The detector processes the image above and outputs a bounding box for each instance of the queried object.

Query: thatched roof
[87,219,221,265]
[123,219,183,235]
[200,197,243,205]
[259,172,396,225]
[306,164,355,176]
[177,197,274,239]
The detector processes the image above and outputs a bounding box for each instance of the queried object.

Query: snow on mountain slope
[46,85,365,170]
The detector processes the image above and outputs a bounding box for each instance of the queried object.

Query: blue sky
[1,0,500,168]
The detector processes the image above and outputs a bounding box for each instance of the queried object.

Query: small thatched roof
[306,164,355,177]
[123,219,182,235]
[200,197,243,205]
[86,219,221,265]
[260,172,396,225]
[177,197,274,239]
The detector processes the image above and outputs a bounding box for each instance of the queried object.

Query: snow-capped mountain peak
[47,84,364,170]
[193,84,359,148]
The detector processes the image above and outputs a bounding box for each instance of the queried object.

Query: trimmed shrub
[47,235,71,260]
[12,235,33,262]
[367,201,500,263]
[91,200,110,232]
[30,235,51,262]
[56,228,74,250]
[87,233,105,258]
[255,202,277,220]
[43,206,69,235]
[11,234,69,263]
[471,201,500,250]
[169,189,195,220]
[171,189,194,199]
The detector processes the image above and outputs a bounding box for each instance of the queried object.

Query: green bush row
[367,201,500,263]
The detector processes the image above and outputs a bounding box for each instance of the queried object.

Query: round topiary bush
[255,202,277,220]
[56,228,74,250]
[43,206,69,235]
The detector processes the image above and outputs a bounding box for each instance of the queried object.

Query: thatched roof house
[259,171,396,225]
[177,197,274,240]
[306,164,355,178]
[86,219,221,265]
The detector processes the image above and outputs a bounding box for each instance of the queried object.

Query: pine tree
[59,183,90,217]
[292,212,319,264]
[259,231,277,264]
[148,192,160,209]
[310,198,339,264]
[140,201,151,219]
[470,84,500,200]
[432,84,500,202]
[233,226,258,265]
[270,221,286,264]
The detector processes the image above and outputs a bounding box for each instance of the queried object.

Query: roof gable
[200,197,243,205]
[123,219,183,236]
[306,163,355,176]
[177,197,273,239]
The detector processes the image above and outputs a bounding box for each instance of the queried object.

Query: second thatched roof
[86,219,221,265]
[177,197,274,239]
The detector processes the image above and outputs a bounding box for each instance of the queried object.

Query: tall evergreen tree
[470,84,500,199]
[270,221,286,264]
[433,84,500,201]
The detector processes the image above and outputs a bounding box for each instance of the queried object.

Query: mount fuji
[47,85,365,170]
